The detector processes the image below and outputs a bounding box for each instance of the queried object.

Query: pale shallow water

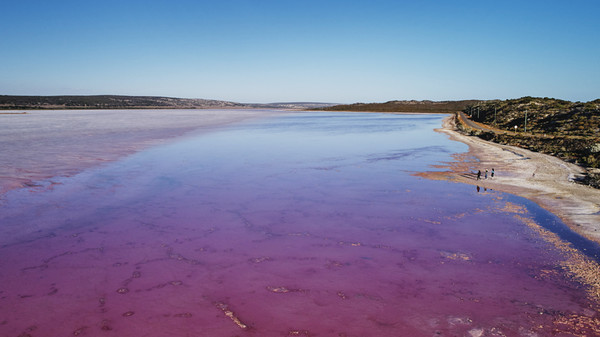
[0,109,273,193]
[1,111,599,336]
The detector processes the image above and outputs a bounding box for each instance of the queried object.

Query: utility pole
[494,105,497,126]
[477,105,480,119]
[524,110,528,133]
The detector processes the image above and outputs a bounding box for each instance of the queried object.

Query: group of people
[476,168,494,180]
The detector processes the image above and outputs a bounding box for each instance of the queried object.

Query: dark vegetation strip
[314,100,477,113]
[0,95,244,110]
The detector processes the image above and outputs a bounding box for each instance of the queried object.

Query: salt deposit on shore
[420,115,600,244]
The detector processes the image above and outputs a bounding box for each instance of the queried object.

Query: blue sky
[1,0,599,103]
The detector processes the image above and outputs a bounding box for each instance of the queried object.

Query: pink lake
[1,111,599,336]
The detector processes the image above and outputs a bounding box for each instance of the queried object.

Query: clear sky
[1,0,599,103]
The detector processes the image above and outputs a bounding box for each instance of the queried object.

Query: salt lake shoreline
[420,115,600,245]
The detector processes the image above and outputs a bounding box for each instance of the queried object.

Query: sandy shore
[418,115,600,244]
[0,109,279,196]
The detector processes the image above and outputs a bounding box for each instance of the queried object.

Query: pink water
[1,112,598,336]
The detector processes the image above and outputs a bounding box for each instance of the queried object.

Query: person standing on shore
[485,169,488,179]
[491,168,495,178]
[477,170,481,180]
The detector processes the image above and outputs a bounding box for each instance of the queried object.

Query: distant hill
[316,100,478,113]
[466,96,600,137]
[0,95,339,110]
[0,95,245,110]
